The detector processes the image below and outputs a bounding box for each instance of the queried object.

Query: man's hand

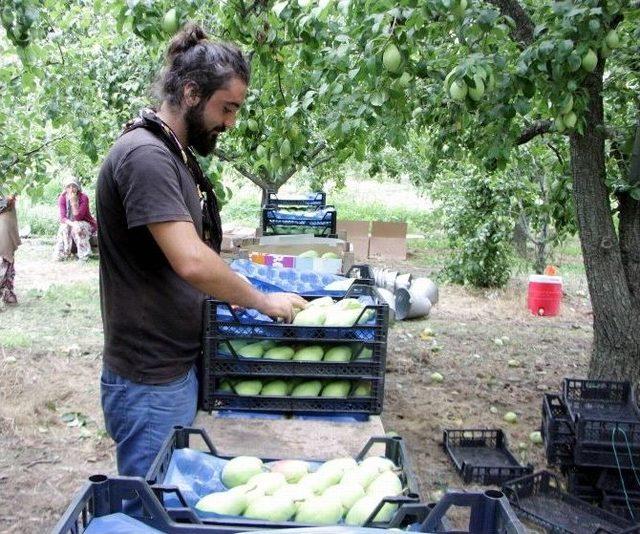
[256,292,309,323]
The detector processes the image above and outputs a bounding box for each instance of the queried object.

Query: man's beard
[185,103,224,156]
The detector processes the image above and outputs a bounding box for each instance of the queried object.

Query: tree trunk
[513,215,529,259]
[569,65,640,383]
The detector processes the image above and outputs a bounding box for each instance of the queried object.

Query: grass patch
[0,329,32,349]
[17,201,59,237]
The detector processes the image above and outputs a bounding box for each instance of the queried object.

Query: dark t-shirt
[96,128,205,384]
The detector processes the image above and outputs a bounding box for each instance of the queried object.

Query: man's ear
[183,82,201,107]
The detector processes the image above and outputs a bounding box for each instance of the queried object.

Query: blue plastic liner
[231,259,346,295]
[85,513,164,534]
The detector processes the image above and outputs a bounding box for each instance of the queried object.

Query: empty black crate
[443,429,533,485]
[542,393,575,467]
[563,379,640,423]
[561,379,640,469]
[572,418,640,469]
[146,426,421,531]
[502,471,633,534]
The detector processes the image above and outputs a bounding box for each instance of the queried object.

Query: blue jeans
[100,365,198,479]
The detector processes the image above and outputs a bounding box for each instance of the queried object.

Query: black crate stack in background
[541,378,640,522]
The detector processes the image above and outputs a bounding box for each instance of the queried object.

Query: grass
[0,330,32,349]
[0,282,102,352]
[17,199,59,237]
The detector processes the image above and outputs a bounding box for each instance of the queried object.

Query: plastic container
[52,474,237,534]
[602,493,640,523]
[502,471,633,533]
[203,284,389,344]
[541,393,575,468]
[263,191,327,208]
[146,427,421,531]
[420,490,526,533]
[262,206,337,237]
[597,469,640,499]
[563,379,640,423]
[395,287,431,320]
[203,375,385,414]
[53,475,437,534]
[527,274,563,316]
[201,285,389,413]
[442,429,533,485]
[566,466,603,503]
[561,379,640,469]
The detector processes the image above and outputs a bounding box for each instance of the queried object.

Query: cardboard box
[369,221,407,260]
[337,220,407,260]
[221,224,256,252]
[337,221,370,261]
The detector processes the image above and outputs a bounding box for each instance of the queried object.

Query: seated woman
[54,177,97,261]
[0,193,20,305]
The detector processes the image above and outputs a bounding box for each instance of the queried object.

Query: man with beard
[96,23,307,478]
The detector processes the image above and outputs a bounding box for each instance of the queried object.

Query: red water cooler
[527,275,563,316]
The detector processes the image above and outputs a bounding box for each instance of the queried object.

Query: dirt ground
[0,239,593,532]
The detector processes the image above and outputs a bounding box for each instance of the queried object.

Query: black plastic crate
[602,493,640,523]
[418,490,526,533]
[262,206,337,237]
[598,469,640,499]
[442,429,533,485]
[542,393,575,467]
[563,379,640,424]
[146,426,421,530]
[573,418,640,469]
[566,466,604,503]
[52,474,241,534]
[502,471,634,534]
[204,284,388,344]
[203,375,384,414]
[207,340,385,377]
[53,475,441,534]
[263,191,326,208]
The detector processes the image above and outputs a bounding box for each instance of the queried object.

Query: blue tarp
[85,513,164,534]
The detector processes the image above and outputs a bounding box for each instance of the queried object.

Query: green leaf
[273,1,289,17]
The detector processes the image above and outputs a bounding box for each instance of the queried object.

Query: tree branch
[516,120,553,145]
[308,142,326,160]
[485,0,535,48]
[277,69,287,106]
[310,154,334,169]
[6,135,66,170]
[213,148,270,190]
[546,142,564,166]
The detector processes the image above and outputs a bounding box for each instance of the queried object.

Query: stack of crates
[261,191,337,237]
[200,284,389,415]
[541,378,640,521]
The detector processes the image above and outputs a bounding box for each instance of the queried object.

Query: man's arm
[148,220,307,322]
